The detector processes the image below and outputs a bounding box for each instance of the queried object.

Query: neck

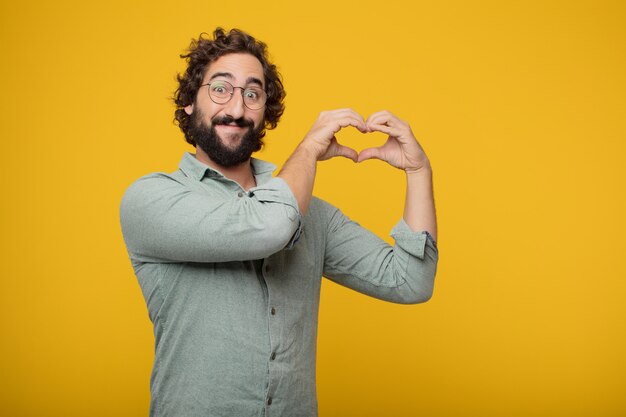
[194,147,257,191]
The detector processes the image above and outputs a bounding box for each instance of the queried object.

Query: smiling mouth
[217,123,245,129]
[215,124,249,136]
[211,115,254,129]
[215,124,248,146]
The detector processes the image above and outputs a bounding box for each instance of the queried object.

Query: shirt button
[237,191,244,197]
[271,352,276,360]
[270,307,276,315]
[267,397,272,405]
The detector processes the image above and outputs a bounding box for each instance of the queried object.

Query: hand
[358,110,430,173]
[301,109,367,162]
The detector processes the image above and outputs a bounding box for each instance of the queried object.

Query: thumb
[334,144,359,162]
[357,147,384,163]
[321,137,358,162]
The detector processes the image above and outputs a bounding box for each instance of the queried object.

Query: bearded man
[120,27,438,417]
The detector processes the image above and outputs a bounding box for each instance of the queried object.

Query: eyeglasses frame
[200,80,267,110]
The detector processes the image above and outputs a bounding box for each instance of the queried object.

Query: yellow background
[1,0,625,416]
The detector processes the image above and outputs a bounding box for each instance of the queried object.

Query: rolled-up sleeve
[322,204,438,304]
[120,174,302,263]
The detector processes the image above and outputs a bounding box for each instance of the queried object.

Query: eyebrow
[208,72,264,88]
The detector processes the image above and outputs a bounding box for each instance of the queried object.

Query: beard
[188,109,264,168]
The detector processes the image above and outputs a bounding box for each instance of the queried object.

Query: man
[120,27,438,417]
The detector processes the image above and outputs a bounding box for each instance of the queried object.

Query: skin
[187,53,437,241]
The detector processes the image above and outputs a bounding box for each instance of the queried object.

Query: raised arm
[278,109,366,215]
[321,110,438,303]
[358,110,437,241]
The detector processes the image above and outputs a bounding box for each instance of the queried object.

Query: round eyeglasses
[200,80,267,110]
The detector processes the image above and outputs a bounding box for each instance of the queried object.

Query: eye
[210,82,230,95]
[244,89,259,101]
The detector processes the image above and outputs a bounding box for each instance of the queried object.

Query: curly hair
[173,28,286,146]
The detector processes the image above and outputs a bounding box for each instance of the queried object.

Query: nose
[223,89,246,120]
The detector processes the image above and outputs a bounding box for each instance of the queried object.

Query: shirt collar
[178,152,277,182]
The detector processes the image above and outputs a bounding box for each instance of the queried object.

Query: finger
[364,110,388,123]
[320,137,358,162]
[367,115,413,141]
[334,144,359,162]
[323,109,367,132]
[330,108,366,120]
[366,122,402,138]
[310,118,364,142]
[357,147,384,163]
[365,110,396,125]
[365,110,405,130]
[366,116,400,132]
[333,116,367,134]
[337,113,367,133]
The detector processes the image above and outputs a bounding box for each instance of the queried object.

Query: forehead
[204,53,265,86]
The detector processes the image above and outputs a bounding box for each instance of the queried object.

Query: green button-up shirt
[120,153,438,417]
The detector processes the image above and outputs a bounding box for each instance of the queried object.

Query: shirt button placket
[264,260,277,413]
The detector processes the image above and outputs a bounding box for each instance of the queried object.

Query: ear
[184,104,194,115]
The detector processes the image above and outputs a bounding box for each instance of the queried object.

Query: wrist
[405,162,432,176]
[298,139,325,161]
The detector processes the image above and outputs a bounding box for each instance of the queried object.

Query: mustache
[211,115,255,129]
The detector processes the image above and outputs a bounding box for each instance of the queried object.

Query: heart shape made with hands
[328,126,388,162]
[315,109,425,172]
